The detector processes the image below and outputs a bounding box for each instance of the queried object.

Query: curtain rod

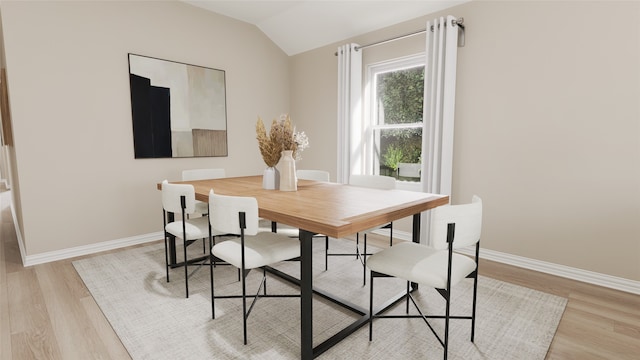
[334,17,464,56]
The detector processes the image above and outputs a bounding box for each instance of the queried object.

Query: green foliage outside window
[382,144,404,171]
[377,66,424,171]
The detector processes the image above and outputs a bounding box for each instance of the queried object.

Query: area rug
[73,238,567,359]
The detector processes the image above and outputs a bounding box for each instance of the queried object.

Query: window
[365,54,424,190]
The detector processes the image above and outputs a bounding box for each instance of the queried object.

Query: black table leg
[412,213,421,244]
[411,213,421,289]
[300,229,313,360]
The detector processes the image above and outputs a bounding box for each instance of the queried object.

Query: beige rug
[73,238,567,359]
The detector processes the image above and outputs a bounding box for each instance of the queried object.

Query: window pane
[376,127,422,182]
[376,66,424,125]
[373,63,424,182]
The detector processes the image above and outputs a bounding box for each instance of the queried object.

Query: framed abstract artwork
[128,53,227,158]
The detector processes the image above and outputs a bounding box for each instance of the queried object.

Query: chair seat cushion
[212,232,300,269]
[194,200,209,215]
[166,216,224,240]
[366,242,477,289]
[165,216,209,240]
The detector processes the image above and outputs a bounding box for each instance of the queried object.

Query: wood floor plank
[477,259,577,298]
[79,296,131,359]
[10,332,46,360]
[0,208,11,360]
[555,312,640,359]
[569,296,640,331]
[563,303,615,332]
[570,288,640,318]
[0,223,5,285]
[35,262,116,360]
[614,319,640,341]
[7,269,62,359]
[1,223,22,276]
[0,267,11,360]
[546,335,605,360]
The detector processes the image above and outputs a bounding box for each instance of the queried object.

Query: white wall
[291,1,640,282]
[0,1,290,255]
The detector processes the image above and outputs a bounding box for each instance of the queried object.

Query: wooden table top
[159,175,449,239]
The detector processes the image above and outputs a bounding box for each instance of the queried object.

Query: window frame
[364,53,425,192]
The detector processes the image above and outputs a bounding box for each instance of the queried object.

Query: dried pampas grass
[256,114,297,167]
[256,117,280,167]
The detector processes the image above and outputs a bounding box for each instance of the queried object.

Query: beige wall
[291,1,640,281]
[0,1,289,254]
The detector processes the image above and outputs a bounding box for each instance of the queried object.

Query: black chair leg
[242,268,248,345]
[210,237,215,319]
[263,268,267,295]
[369,271,374,341]
[184,239,189,298]
[325,236,329,271]
[406,281,410,313]
[164,235,170,282]
[471,242,480,342]
[444,292,450,360]
[471,275,478,342]
[363,234,367,286]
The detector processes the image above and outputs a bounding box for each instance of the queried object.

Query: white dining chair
[161,180,214,298]
[181,168,227,253]
[335,174,396,286]
[367,195,483,360]
[209,190,300,345]
[181,168,226,215]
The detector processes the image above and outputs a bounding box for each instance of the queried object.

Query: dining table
[158,175,448,359]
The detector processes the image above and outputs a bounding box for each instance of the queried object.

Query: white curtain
[336,43,362,184]
[421,16,460,245]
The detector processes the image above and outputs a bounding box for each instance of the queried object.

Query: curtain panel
[421,15,461,245]
[336,43,362,184]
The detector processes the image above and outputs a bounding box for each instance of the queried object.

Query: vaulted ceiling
[183,1,468,55]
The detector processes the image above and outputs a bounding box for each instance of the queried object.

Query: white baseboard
[6,190,162,267]
[457,247,640,295]
[375,229,640,295]
[23,232,163,267]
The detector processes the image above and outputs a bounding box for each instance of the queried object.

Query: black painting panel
[130,74,172,158]
[129,74,154,158]
[150,87,172,157]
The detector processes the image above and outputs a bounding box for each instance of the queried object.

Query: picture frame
[128,53,227,158]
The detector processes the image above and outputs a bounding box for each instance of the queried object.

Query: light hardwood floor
[1,189,639,359]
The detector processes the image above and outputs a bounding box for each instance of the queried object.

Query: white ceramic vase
[279,150,297,191]
[262,166,280,190]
